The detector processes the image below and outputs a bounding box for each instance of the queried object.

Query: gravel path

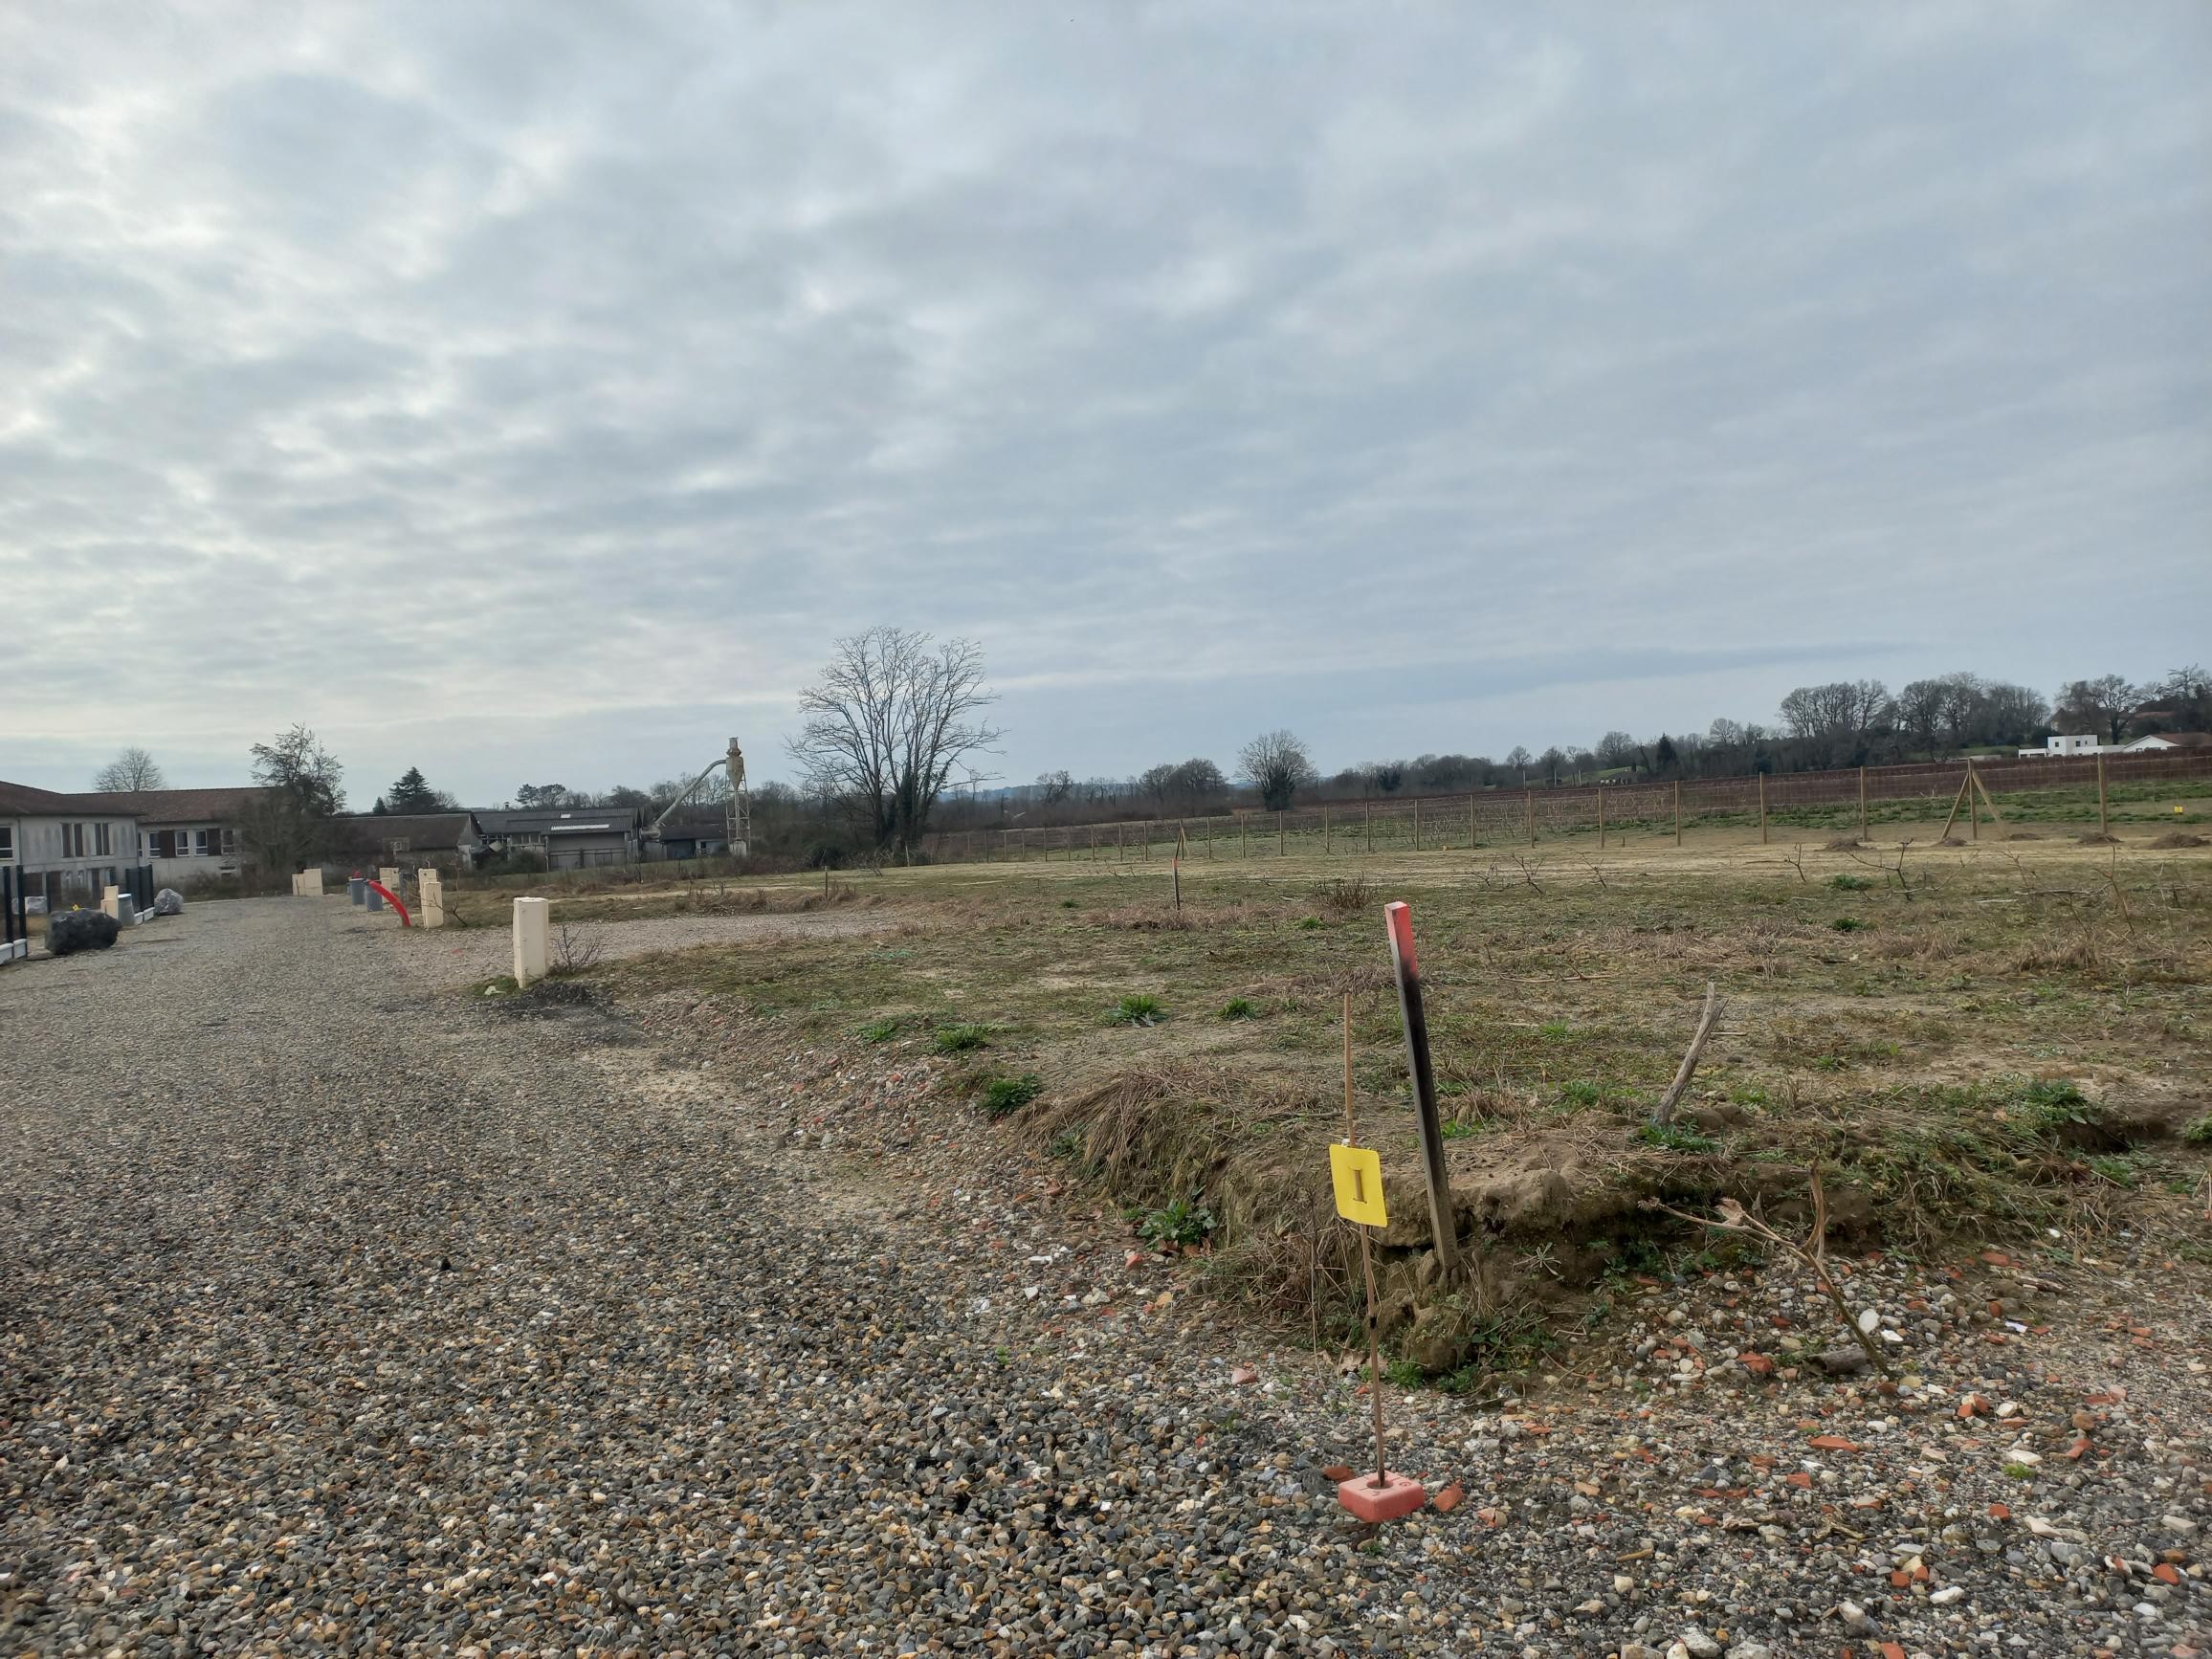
[3,898,2206,1658]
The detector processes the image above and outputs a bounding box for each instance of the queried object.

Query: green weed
[1638,1120,1720,1154]
[980,1073,1044,1118]
[1138,1195,1216,1247]
[1110,993,1165,1026]
[1218,997,1257,1021]
[934,1022,992,1054]
[860,1016,901,1042]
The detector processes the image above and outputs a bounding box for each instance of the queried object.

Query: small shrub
[1295,917,1323,931]
[548,923,605,976]
[1049,1128,1085,1161]
[1830,917,1867,933]
[1218,997,1256,1021]
[934,1023,992,1054]
[2182,1115,2212,1146]
[1318,875,1373,918]
[1440,1117,1493,1141]
[1560,1079,1604,1107]
[860,1016,901,1043]
[1830,874,1872,891]
[1383,1359,1426,1389]
[1638,1120,1719,1154]
[1138,1195,1215,1247]
[1537,1020,1572,1040]
[980,1073,1044,1118]
[1109,993,1165,1027]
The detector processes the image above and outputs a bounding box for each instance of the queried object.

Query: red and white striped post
[1383,901,1459,1282]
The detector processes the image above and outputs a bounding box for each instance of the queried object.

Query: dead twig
[1508,854,1546,896]
[1646,1165,1892,1377]
[1651,981,1723,1127]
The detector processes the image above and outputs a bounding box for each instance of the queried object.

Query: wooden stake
[1673,779,1683,847]
[1972,769,2005,827]
[1365,798,1372,853]
[1344,995,1387,1488]
[1758,772,1768,844]
[1652,981,1724,1127]
[1968,761,1980,841]
[1278,810,1285,856]
[2097,752,2109,836]
[1858,765,1869,842]
[1597,787,1605,849]
[1325,807,1332,855]
[1938,771,1970,842]
[1413,797,1422,852]
[1469,792,1477,850]
[1525,789,1536,847]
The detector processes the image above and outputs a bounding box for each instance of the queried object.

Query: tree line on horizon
[83,658,2207,872]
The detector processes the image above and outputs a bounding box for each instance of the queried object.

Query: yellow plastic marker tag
[1330,1142,1387,1228]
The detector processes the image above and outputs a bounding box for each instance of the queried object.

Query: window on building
[221,827,237,854]
[64,823,84,858]
[194,828,213,856]
[95,822,112,855]
[0,826,13,859]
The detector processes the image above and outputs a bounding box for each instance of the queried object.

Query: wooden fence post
[2096,753,2108,837]
[1858,765,1869,842]
[1968,760,1980,840]
[1525,789,1536,847]
[1277,810,1286,855]
[1758,773,1768,844]
[1324,807,1332,855]
[1673,780,1682,847]
[1413,797,1422,852]
[1597,787,1605,849]
[1469,792,1476,851]
[1241,817,1249,859]
[1364,798,1372,853]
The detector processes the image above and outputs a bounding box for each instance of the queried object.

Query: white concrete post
[378,866,403,897]
[418,869,445,928]
[101,885,122,919]
[513,896,549,985]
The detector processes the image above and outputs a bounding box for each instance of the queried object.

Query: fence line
[919,750,2212,864]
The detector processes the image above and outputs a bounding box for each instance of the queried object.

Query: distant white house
[2017,733,2104,758]
[2116,731,2211,753]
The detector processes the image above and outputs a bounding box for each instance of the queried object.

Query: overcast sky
[3,2,2206,806]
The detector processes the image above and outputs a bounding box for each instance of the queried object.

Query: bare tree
[93,746,167,792]
[788,628,1000,860]
[1237,730,1316,811]
[2052,675,2140,745]
[1035,769,1074,807]
[238,724,344,872]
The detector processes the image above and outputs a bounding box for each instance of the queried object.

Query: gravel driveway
[3,897,2205,1658]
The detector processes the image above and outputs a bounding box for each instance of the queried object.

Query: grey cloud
[0,0,2205,799]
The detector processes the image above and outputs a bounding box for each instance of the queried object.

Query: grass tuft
[1218,996,1256,1021]
[1109,993,1166,1027]
[933,1022,993,1054]
[980,1073,1044,1118]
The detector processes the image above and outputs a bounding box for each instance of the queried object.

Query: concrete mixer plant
[647,737,751,858]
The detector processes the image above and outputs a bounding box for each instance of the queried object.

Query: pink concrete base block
[1336,1471,1428,1523]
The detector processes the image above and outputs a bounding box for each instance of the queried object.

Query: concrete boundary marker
[513,896,548,985]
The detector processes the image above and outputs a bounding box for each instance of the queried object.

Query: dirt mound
[2006,829,2044,841]
[2149,830,2207,849]
[2077,831,2121,846]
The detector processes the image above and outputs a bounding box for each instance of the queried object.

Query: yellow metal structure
[1329,1142,1387,1228]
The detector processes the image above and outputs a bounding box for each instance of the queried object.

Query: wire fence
[920,750,2212,864]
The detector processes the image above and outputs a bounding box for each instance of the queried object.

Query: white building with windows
[77,786,273,886]
[0,779,145,909]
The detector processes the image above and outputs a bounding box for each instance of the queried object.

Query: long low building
[473,805,643,870]
[0,779,145,909]
[77,785,272,887]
